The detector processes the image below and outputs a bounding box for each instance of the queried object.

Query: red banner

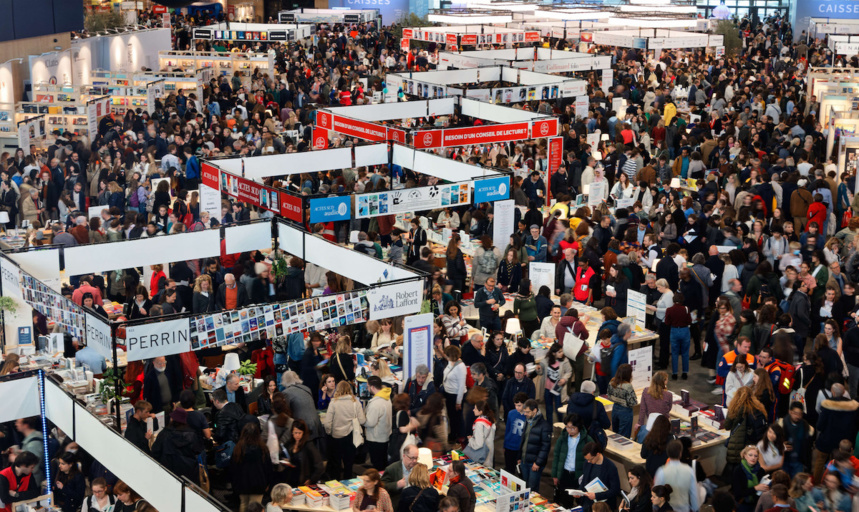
[316,111,333,130]
[387,127,407,145]
[402,29,413,38]
[441,123,530,147]
[525,31,541,43]
[313,128,329,150]
[221,172,281,215]
[580,32,593,43]
[413,130,443,149]
[401,38,410,52]
[280,193,303,223]
[201,162,219,189]
[461,34,477,46]
[532,119,559,138]
[446,34,457,46]
[153,5,167,13]
[330,115,387,142]
[547,136,563,203]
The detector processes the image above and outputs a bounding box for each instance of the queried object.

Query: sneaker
[681,373,688,380]
[711,387,724,395]
[706,377,717,384]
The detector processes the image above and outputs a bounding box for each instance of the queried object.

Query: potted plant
[238,360,257,378]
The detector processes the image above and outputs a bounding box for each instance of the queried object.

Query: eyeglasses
[404,454,418,461]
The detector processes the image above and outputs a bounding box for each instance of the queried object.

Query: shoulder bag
[352,400,364,448]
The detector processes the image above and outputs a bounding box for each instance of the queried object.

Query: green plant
[238,360,257,376]
[98,367,121,404]
[85,11,125,33]
[714,20,742,58]
[271,253,290,280]
[392,14,432,40]
[0,296,17,313]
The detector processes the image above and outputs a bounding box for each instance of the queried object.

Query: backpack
[771,360,797,395]
[789,368,814,413]
[356,243,376,257]
[477,249,498,275]
[745,411,768,444]
[757,280,773,302]
[129,186,140,208]
[600,343,617,366]
[587,401,608,447]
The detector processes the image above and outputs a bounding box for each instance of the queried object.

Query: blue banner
[473,176,510,204]
[327,0,407,24]
[794,0,859,39]
[309,196,351,224]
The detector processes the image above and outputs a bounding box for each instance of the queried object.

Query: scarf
[740,459,760,502]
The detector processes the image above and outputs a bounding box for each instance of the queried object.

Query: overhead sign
[125,318,191,362]
[532,119,558,138]
[85,313,113,361]
[220,171,282,216]
[367,280,423,320]
[442,123,530,147]
[201,162,219,189]
[309,195,351,224]
[280,193,303,223]
[473,176,510,204]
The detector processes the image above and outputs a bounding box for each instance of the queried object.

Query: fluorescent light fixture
[466,0,537,12]
[428,13,514,23]
[619,5,697,13]
[608,17,698,28]
[538,9,614,21]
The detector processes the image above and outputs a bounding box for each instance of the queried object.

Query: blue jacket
[504,409,527,450]
[597,319,620,337]
[286,332,305,363]
[404,378,437,415]
[524,235,548,263]
[609,334,628,378]
[566,392,611,430]
[186,155,200,180]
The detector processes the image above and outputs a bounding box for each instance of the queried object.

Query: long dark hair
[760,424,785,456]
[291,419,310,450]
[474,399,496,424]
[628,465,652,493]
[546,342,563,366]
[642,415,671,453]
[232,422,266,462]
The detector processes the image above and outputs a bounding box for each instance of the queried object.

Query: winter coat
[151,424,204,484]
[365,387,393,443]
[519,413,553,467]
[323,396,366,438]
[551,433,592,480]
[230,444,271,495]
[283,383,324,440]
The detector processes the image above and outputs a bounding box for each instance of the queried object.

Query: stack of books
[329,492,355,510]
[298,486,329,507]
[290,489,306,506]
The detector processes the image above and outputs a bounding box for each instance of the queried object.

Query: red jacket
[807,202,827,231]
[0,466,35,512]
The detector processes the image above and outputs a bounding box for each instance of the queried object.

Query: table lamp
[223,352,241,374]
[418,447,433,469]
[0,211,8,235]
[505,318,521,343]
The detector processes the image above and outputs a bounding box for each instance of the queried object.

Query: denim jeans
[544,389,561,424]
[612,404,633,438]
[520,462,543,492]
[635,426,648,443]
[670,326,691,374]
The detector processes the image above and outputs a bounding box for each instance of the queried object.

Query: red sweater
[664,303,692,328]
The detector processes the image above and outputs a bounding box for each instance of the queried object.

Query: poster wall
[220,170,283,217]
[493,199,516,251]
[355,183,471,219]
[17,116,45,156]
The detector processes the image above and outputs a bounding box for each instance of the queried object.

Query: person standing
[664,293,693,380]
[653,440,700,512]
[364,376,393,471]
[474,277,505,331]
[578,442,621,511]
[555,308,590,393]
[442,346,468,442]
[323,382,366,480]
[518,399,552,493]
[552,414,592,508]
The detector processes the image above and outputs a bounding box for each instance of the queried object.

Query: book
[584,477,608,494]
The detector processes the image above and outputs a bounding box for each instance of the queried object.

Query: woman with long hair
[625,465,653,512]
[604,264,630,317]
[352,469,394,512]
[192,274,216,314]
[753,367,777,423]
[635,371,672,443]
[756,424,786,475]
[724,387,768,468]
[640,415,673,477]
[788,473,815,511]
[230,422,271,512]
[440,301,469,344]
[496,248,523,293]
[537,343,571,423]
[463,400,496,465]
[415,392,449,457]
[397,463,440,512]
[792,351,825,425]
[257,375,278,417]
[608,364,637,438]
[114,480,149,512]
[725,356,755,407]
[446,234,467,294]
[317,374,337,410]
[284,419,324,487]
[52,451,86,512]
[323,381,366,480]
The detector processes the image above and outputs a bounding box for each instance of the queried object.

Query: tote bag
[352,400,364,448]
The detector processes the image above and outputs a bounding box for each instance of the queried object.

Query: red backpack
[768,360,797,395]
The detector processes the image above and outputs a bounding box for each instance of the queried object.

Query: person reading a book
[577,441,620,511]
[551,414,592,509]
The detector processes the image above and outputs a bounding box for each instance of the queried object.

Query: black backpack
[587,401,608,447]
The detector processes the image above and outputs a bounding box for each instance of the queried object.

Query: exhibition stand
[386,65,587,105]
[592,28,723,51]
[826,112,859,158]
[0,371,227,512]
[838,136,859,194]
[809,18,859,40]
[828,34,859,56]
[192,23,314,43]
[315,96,560,149]
[438,47,612,73]
[157,51,275,84]
[277,8,379,24]
[401,25,540,51]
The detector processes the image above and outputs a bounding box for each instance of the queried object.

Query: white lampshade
[418,447,434,469]
[223,353,241,373]
[0,211,9,224]
[505,318,521,335]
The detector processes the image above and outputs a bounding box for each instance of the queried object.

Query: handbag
[352,400,364,448]
[409,489,425,512]
[198,462,211,492]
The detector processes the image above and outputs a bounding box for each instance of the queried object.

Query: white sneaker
[711,388,724,395]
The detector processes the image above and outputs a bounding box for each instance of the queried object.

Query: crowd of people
[4,5,859,512]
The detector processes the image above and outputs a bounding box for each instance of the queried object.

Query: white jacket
[466,417,497,466]
[364,389,393,443]
[443,360,467,405]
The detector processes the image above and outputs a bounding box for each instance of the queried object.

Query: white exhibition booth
[0,372,223,512]
[810,18,859,39]
[402,24,541,50]
[316,96,561,148]
[828,35,859,56]
[277,8,379,24]
[192,23,314,42]
[827,112,859,158]
[438,47,611,72]
[387,65,587,104]
[592,28,723,50]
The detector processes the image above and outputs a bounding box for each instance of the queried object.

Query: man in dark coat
[656,243,680,291]
[215,374,248,413]
[813,383,859,481]
[518,399,552,492]
[216,273,249,310]
[142,356,183,413]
